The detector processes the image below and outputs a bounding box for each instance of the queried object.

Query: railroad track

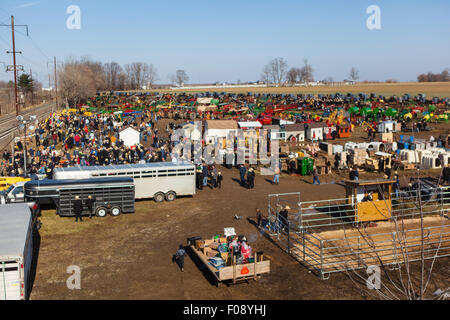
[0,102,55,143]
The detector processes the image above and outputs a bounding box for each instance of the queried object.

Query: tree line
[58,57,190,106]
[261,58,360,85]
[417,68,450,82]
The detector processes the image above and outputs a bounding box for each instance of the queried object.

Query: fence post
[287,220,291,255]
[357,236,360,267]
[302,229,306,261]
[320,240,324,279]
[392,231,398,268]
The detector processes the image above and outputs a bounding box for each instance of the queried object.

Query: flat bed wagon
[188,237,270,287]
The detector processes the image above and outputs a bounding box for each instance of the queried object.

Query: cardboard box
[204,247,218,258]
[209,242,220,250]
[381,132,394,143]
[195,240,205,249]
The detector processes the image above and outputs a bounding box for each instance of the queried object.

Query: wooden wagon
[189,238,270,287]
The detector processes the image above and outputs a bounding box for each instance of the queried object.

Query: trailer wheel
[96,207,108,218]
[110,206,121,217]
[165,192,176,202]
[154,192,165,203]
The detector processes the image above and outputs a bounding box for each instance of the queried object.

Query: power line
[1,16,29,116]
[14,28,50,61]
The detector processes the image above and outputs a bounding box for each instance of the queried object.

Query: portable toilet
[298,158,314,176]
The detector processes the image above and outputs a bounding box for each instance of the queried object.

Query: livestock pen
[265,185,450,279]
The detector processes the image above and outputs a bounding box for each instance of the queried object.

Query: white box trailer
[53,162,196,202]
[0,204,34,300]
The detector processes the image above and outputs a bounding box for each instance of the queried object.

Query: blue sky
[0,0,449,85]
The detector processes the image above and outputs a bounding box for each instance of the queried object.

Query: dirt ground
[28,119,450,300]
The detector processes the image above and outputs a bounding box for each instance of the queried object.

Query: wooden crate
[401,163,417,170]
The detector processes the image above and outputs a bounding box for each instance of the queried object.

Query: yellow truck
[0,177,30,192]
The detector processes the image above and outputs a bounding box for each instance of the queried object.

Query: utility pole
[1,16,29,116]
[54,56,58,112]
[30,69,34,106]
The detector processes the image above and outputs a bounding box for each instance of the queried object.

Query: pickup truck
[0,181,26,204]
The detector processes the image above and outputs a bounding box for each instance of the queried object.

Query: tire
[154,192,165,203]
[165,192,176,202]
[96,207,108,218]
[110,206,121,217]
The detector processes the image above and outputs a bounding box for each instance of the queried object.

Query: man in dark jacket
[444,164,450,185]
[217,172,223,189]
[86,195,96,219]
[173,245,186,272]
[239,165,247,187]
[73,196,83,222]
[247,167,255,189]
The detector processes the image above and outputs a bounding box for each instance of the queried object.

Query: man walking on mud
[173,244,186,272]
[239,165,247,187]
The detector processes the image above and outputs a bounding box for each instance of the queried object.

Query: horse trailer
[0,204,35,300]
[52,162,196,202]
[24,177,135,217]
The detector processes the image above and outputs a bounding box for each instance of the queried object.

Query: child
[217,172,223,189]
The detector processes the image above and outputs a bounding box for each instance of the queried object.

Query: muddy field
[29,166,450,300]
[28,118,450,300]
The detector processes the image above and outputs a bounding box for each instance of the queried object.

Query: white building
[204,120,238,145]
[305,123,327,141]
[378,121,397,133]
[119,127,140,147]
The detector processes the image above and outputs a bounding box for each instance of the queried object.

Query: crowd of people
[1,110,173,179]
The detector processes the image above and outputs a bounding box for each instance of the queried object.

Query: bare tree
[349,67,360,81]
[59,59,100,106]
[323,76,334,84]
[124,62,155,89]
[171,70,189,87]
[260,64,271,84]
[104,62,124,90]
[286,68,301,85]
[79,56,106,90]
[339,174,450,300]
[146,64,159,89]
[266,58,288,85]
[300,59,314,83]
